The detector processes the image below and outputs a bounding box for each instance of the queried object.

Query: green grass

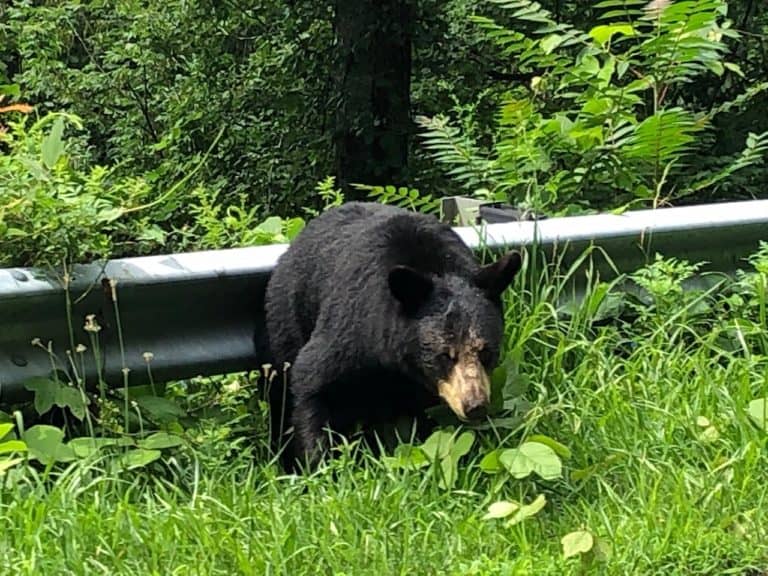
[2,250,768,575]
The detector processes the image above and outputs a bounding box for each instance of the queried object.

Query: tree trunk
[333,0,412,196]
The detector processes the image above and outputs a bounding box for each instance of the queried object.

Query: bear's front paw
[292,400,331,470]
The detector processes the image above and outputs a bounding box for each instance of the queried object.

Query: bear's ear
[474,250,522,299]
[388,265,434,313]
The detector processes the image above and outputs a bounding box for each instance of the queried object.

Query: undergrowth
[1,241,767,574]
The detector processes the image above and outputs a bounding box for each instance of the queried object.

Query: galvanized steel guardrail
[1,199,767,404]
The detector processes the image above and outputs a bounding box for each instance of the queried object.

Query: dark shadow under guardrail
[1,199,767,404]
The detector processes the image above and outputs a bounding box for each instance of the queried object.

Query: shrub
[417,0,768,214]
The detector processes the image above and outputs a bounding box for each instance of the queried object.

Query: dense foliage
[418,0,768,214]
[1,0,765,268]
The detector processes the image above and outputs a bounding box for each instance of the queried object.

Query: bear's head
[388,250,522,421]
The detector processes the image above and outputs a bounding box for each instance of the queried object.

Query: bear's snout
[437,354,491,421]
[463,396,488,421]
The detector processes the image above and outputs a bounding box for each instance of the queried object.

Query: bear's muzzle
[436,353,490,421]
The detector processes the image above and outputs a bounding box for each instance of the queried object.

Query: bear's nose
[463,400,488,421]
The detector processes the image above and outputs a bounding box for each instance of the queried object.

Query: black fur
[262,202,521,471]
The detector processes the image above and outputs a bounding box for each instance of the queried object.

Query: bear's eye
[439,349,457,365]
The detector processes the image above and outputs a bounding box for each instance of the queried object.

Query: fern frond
[708,82,768,121]
[474,0,591,71]
[685,131,768,194]
[639,0,732,87]
[415,114,494,192]
[594,0,647,22]
[423,0,751,210]
[622,108,702,168]
[356,184,441,215]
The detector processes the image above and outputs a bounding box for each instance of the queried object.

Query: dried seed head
[84,314,102,333]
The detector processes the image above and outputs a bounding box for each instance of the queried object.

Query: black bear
[262,201,521,471]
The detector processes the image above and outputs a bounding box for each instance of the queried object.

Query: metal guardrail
[1,199,767,404]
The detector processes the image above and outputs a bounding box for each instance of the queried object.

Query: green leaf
[588,24,636,47]
[540,34,564,54]
[698,425,720,443]
[581,97,612,116]
[0,440,27,455]
[562,530,595,558]
[578,55,600,77]
[255,216,284,236]
[0,83,21,97]
[706,60,724,77]
[617,59,630,78]
[134,396,186,423]
[624,108,700,166]
[451,431,475,458]
[500,441,563,480]
[24,377,57,416]
[479,449,503,473]
[284,217,306,241]
[24,378,88,420]
[56,386,88,421]
[68,437,119,458]
[41,115,66,169]
[383,444,429,469]
[420,429,455,461]
[747,398,767,431]
[415,115,491,192]
[0,458,24,475]
[527,435,572,459]
[137,432,184,450]
[440,457,457,489]
[23,424,75,465]
[137,225,167,245]
[723,62,744,77]
[483,415,525,431]
[497,351,529,400]
[483,500,520,520]
[419,429,475,489]
[118,448,162,470]
[506,494,547,526]
[0,423,14,440]
[99,207,125,223]
[54,444,78,464]
[490,364,507,412]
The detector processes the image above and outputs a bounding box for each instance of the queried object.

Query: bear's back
[264,202,478,362]
[290,202,476,292]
